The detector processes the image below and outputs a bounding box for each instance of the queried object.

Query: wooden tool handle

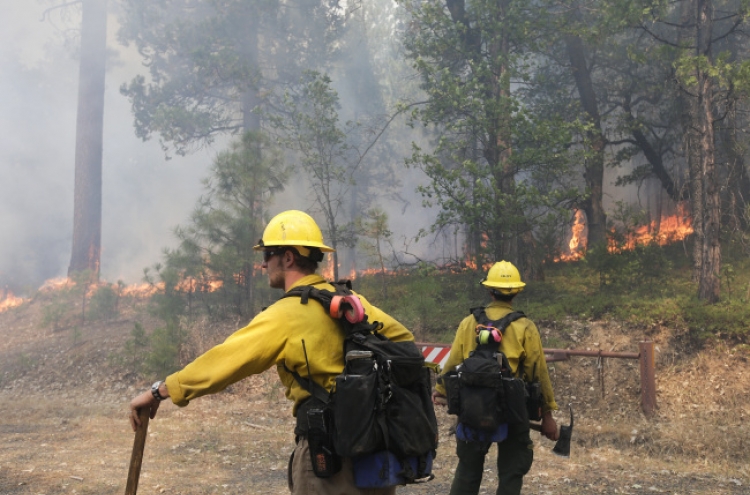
[125,408,151,495]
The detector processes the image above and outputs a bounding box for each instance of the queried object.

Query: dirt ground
[0,295,748,495]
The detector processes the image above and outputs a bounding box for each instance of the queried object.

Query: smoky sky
[0,3,664,297]
[0,4,220,294]
[0,3,443,295]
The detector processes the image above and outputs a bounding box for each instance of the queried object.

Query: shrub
[88,285,119,321]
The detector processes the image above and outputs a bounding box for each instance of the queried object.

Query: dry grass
[1,295,748,494]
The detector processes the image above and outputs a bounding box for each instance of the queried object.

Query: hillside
[0,287,748,494]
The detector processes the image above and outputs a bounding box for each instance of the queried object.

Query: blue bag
[455,422,508,443]
[352,450,434,488]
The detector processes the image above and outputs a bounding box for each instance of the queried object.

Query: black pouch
[386,367,439,459]
[442,373,461,416]
[502,377,529,425]
[458,371,505,431]
[526,381,543,421]
[307,408,341,478]
[333,371,382,457]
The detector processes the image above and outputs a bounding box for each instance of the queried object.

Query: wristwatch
[151,380,167,401]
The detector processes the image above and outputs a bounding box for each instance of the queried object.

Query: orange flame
[0,290,24,313]
[556,210,588,262]
[321,252,335,280]
[120,282,162,298]
[608,203,693,253]
[0,272,236,313]
[555,204,694,262]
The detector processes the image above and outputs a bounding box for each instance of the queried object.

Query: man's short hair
[288,247,319,274]
[490,289,516,303]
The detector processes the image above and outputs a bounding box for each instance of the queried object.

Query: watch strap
[151,380,166,401]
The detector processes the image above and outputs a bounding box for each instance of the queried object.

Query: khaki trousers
[289,437,397,495]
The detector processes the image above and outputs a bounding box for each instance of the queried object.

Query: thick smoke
[0,5,212,293]
[0,3,438,295]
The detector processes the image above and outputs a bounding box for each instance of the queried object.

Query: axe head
[552,404,574,458]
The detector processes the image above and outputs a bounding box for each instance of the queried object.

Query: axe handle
[125,408,151,495]
[529,422,542,432]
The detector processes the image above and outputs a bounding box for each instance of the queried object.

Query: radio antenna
[301,339,313,393]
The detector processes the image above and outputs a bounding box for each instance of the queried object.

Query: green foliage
[88,285,119,321]
[353,240,750,345]
[581,201,680,289]
[269,70,361,278]
[682,298,750,341]
[355,268,485,342]
[114,320,185,378]
[144,263,189,328]
[143,321,185,378]
[356,208,393,300]
[117,322,149,375]
[156,131,289,319]
[42,302,68,332]
[118,0,341,155]
[399,0,582,267]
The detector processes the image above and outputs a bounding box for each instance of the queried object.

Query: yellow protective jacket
[435,300,558,414]
[165,274,414,415]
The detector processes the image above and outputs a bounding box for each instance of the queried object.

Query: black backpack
[442,308,530,435]
[471,307,545,422]
[283,281,438,484]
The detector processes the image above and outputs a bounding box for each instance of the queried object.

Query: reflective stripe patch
[421,345,451,369]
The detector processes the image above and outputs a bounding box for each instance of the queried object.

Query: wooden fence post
[639,341,656,416]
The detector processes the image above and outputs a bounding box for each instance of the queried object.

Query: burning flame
[321,252,335,280]
[463,259,494,272]
[556,210,588,262]
[120,282,161,298]
[555,204,694,262]
[0,273,234,313]
[0,290,24,312]
[608,203,693,253]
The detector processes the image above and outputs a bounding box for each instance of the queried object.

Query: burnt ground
[0,294,748,495]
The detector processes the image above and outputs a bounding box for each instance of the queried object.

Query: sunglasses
[262,249,284,262]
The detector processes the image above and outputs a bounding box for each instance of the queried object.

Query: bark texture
[69,0,107,278]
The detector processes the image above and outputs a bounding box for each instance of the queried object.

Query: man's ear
[282,249,296,268]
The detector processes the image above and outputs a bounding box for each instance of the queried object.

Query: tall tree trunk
[696,0,721,302]
[565,33,607,247]
[68,0,107,279]
[674,1,705,282]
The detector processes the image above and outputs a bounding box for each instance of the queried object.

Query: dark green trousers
[448,424,534,495]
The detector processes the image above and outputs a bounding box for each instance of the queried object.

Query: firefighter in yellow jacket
[433,261,558,495]
[129,210,414,495]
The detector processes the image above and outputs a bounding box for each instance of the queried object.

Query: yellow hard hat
[481,260,526,295]
[253,210,334,257]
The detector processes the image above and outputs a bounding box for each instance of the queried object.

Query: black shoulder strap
[281,281,376,403]
[470,306,526,334]
[283,282,381,338]
[284,363,332,405]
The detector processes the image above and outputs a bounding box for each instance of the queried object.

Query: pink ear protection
[343,295,365,323]
[329,294,365,323]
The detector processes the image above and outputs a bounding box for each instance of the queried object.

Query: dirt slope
[0,294,748,494]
